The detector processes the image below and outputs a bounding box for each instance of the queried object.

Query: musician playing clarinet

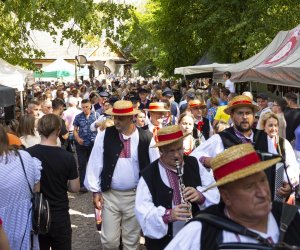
[134,125,219,250]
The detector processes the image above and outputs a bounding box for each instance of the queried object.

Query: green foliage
[0,0,132,69]
[121,0,300,77]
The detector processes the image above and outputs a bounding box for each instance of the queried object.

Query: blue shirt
[294,125,300,151]
[73,111,100,146]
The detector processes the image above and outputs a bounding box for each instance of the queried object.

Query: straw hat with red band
[144,102,169,112]
[224,95,260,115]
[105,100,140,116]
[152,125,190,148]
[204,144,280,191]
[188,99,206,109]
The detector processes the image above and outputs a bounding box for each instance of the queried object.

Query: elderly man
[63,97,81,152]
[135,125,220,249]
[143,102,170,161]
[166,144,300,249]
[191,95,292,200]
[84,100,153,250]
[41,99,53,116]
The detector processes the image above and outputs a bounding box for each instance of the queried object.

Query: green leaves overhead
[0,0,132,69]
[121,0,300,76]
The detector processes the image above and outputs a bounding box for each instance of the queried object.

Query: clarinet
[175,159,193,221]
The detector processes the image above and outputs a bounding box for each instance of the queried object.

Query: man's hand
[97,119,114,131]
[184,187,203,203]
[76,137,84,145]
[171,204,192,222]
[93,193,104,209]
[202,156,213,168]
[276,181,292,198]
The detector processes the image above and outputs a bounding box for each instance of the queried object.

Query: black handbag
[17,151,51,235]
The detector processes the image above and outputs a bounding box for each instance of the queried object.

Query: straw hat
[152,125,190,148]
[188,99,206,109]
[105,100,140,116]
[204,144,280,191]
[224,95,260,115]
[144,102,169,112]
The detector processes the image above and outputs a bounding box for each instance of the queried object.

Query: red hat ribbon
[149,105,165,110]
[157,130,183,142]
[231,100,252,106]
[213,152,260,181]
[112,107,133,114]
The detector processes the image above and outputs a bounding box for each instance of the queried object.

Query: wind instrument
[175,159,192,221]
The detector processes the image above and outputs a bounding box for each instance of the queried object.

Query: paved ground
[69,191,146,250]
[69,191,102,250]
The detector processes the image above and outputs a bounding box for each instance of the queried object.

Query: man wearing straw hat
[143,102,170,133]
[166,144,300,249]
[191,95,292,200]
[191,95,260,163]
[84,100,154,250]
[143,102,171,161]
[135,125,220,249]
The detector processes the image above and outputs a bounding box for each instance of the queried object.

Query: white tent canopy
[174,63,230,76]
[0,58,27,91]
[42,58,74,73]
[213,25,300,87]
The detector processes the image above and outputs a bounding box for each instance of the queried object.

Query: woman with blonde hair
[259,112,299,192]
[178,112,202,155]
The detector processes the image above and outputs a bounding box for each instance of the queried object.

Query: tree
[0,0,132,69]
[121,0,300,76]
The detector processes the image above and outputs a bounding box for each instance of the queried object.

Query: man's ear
[220,188,231,206]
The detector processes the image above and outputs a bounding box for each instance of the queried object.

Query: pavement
[69,191,146,250]
[69,191,102,250]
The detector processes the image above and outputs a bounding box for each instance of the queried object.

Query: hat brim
[105,108,140,116]
[203,157,281,191]
[189,104,207,109]
[144,108,170,112]
[151,132,191,148]
[224,103,260,115]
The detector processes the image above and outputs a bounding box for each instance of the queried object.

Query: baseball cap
[256,93,268,100]
[162,90,174,97]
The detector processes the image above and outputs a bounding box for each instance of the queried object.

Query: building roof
[29,30,129,62]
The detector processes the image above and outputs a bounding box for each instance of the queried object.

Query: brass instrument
[175,159,192,221]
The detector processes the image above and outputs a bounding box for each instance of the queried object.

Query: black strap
[17,150,33,195]
[17,150,34,250]
[194,213,273,247]
[219,129,243,147]
[279,203,298,242]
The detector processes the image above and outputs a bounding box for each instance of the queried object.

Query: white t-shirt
[225,79,235,93]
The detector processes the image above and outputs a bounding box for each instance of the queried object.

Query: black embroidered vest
[141,155,202,250]
[101,126,152,192]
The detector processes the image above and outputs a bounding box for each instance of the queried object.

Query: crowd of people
[1,71,300,249]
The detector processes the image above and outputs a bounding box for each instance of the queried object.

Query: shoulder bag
[17,151,51,235]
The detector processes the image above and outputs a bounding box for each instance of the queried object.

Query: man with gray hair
[63,97,81,152]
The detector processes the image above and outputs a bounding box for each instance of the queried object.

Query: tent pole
[250,81,252,92]
[20,91,24,115]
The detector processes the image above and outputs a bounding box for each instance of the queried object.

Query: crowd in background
[1,72,300,249]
